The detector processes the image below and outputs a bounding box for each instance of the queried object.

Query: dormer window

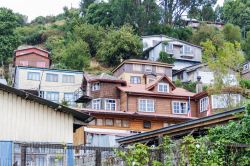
[92,82,100,91]
[158,83,169,93]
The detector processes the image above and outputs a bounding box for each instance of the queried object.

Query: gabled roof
[15,45,50,54]
[112,59,173,73]
[173,63,207,76]
[0,83,94,123]
[146,76,176,90]
[84,73,126,85]
[141,35,202,49]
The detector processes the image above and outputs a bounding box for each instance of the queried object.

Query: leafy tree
[201,40,245,90]
[158,51,175,64]
[200,4,216,21]
[97,25,142,67]
[159,0,217,25]
[80,0,96,15]
[0,7,21,66]
[242,31,250,60]
[223,23,241,43]
[62,40,90,70]
[73,23,105,57]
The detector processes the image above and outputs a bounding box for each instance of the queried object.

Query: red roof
[146,75,176,90]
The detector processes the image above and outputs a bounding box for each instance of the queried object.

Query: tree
[158,51,175,64]
[80,0,96,15]
[73,23,105,57]
[223,23,241,43]
[97,25,142,67]
[159,0,216,25]
[201,40,245,90]
[62,40,90,70]
[242,31,250,60]
[0,7,21,66]
[200,4,215,21]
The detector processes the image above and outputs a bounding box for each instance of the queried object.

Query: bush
[158,51,175,64]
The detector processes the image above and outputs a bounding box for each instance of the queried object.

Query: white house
[13,66,83,108]
[0,83,93,166]
[173,63,238,86]
[142,35,202,70]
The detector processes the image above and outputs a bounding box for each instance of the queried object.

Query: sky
[0,0,224,22]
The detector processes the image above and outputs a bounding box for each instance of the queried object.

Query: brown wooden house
[14,46,51,68]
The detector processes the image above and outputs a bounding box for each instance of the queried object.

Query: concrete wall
[0,90,74,143]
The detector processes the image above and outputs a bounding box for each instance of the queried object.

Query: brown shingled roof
[146,76,176,90]
[84,73,126,85]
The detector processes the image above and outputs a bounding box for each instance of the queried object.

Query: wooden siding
[15,54,50,68]
[91,82,122,99]
[73,126,85,146]
[0,90,74,143]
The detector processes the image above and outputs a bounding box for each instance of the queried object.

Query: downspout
[126,92,129,112]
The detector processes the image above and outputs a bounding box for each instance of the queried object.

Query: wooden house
[14,45,51,68]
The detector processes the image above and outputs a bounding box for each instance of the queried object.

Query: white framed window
[138,99,155,112]
[130,76,141,84]
[212,94,241,109]
[105,99,116,111]
[46,92,59,103]
[164,43,173,52]
[92,99,101,110]
[133,64,142,72]
[62,75,75,83]
[181,45,192,54]
[64,93,75,106]
[200,97,208,112]
[46,73,58,82]
[172,101,187,114]
[145,65,153,72]
[27,72,40,81]
[105,119,114,126]
[91,82,100,91]
[156,67,165,73]
[158,83,169,92]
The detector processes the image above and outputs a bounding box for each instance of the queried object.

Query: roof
[0,83,94,123]
[173,63,207,76]
[146,76,176,90]
[15,45,50,54]
[112,59,174,73]
[141,35,202,49]
[84,73,126,85]
[80,108,196,121]
[117,107,245,144]
[118,83,195,98]
[16,66,83,74]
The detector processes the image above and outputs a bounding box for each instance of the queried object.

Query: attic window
[158,83,169,93]
[143,121,151,129]
[92,82,100,91]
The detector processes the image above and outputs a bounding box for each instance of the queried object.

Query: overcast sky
[0,0,224,22]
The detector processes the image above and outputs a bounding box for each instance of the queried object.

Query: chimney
[196,76,203,93]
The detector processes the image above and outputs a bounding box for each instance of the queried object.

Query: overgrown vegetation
[116,105,250,165]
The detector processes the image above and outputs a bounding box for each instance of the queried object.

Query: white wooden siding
[0,90,74,143]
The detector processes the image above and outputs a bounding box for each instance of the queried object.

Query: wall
[14,67,83,106]
[15,54,50,68]
[90,82,121,99]
[0,90,74,143]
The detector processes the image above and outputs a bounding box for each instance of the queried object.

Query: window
[105,119,114,126]
[164,43,173,52]
[20,61,28,66]
[96,119,103,126]
[37,62,46,68]
[143,121,151,129]
[46,73,58,82]
[92,99,101,110]
[27,72,40,81]
[138,99,155,112]
[181,45,192,54]
[46,92,59,103]
[133,64,142,72]
[105,99,116,111]
[156,67,165,73]
[64,93,75,106]
[130,76,141,84]
[122,120,129,128]
[92,82,100,91]
[172,101,187,114]
[145,65,152,72]
[62,75,75,83]
[115,119,122,127]
[158,83,169,92]
[163,122,169,127]
[200,97,208,112]
[212,94,241,109]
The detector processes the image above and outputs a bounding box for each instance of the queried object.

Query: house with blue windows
[13,66,83,108]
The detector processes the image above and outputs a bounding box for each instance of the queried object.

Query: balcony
[74,88,92,103]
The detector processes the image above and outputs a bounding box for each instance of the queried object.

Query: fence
[5,142,250,166]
